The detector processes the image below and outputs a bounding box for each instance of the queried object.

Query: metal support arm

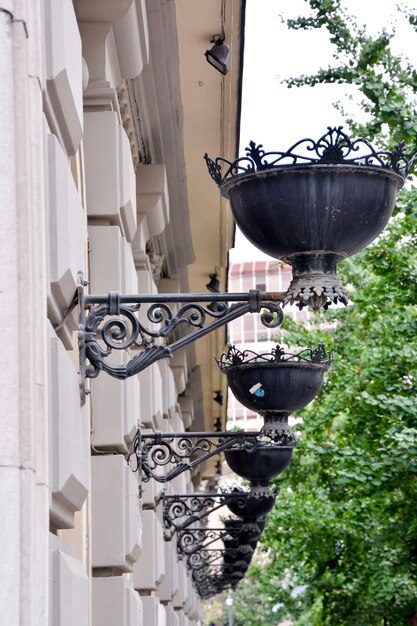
[133,430,288,484]
[176,527,243,555]
[163,492,249,532]
[185,544,253,572]
[77,273,285,403]
[163,488,276,534]
[176,526,260,598]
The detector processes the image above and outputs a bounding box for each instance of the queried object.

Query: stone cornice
[117,80,150,170]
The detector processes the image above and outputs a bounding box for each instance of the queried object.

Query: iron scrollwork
[135,430,285,484]
[176,527,241,555]
[175,529,254,597]
[185,542,254,569]
[192,562,226,585]
[192,560,250,597]
[186,548,227,572]
[77,274,285,402]
[163,492,250,532]
[216,342,332,369]
[204,126,415,184]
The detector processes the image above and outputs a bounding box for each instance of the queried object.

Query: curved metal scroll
[205,126,415,184]
[216,342,332,369]
[185,544,254,572]
[186,548,225,571]
[134,430,286,484]
[77,274,285,402]
[163,492,249,532]
[176,527,242,555]
[176,526,257,598]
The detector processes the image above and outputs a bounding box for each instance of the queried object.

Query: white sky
[230,0,417,262]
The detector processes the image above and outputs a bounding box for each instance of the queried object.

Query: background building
[0,1,244,625]
[227,258,309,431]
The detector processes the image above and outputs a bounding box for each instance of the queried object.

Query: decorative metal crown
[216,343,332,370]
[204,126,414,185]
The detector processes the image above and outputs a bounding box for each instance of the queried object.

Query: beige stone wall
[0,1,243,624]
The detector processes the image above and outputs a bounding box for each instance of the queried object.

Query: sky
[230,0,417,262]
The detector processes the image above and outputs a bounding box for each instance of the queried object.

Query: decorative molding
[146,238,166,284]
[117,80,149,170]
[205,126,415,185]
[216,343,332,369]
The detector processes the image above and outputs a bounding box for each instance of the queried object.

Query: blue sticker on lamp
[249,382,265,397]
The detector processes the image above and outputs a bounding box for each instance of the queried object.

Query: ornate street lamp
[225,488,276,521]
[223,444,292,497]
[77,273,284,402]
[217,343,331,442]
[170,486,277,598]
[177,527,242,555]
[175,513,269,599]
[205,127,414,309]
[162,487,276,534]
[73,127,415,598]
[223,517,263,544]
[129,346,331,538]
[133,344,330,491]
[135,429,296,489]
[77,128,413,389]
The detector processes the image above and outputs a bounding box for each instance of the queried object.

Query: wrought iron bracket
[77,272,285,404]
[176,526,262,598]
[176,527,243,555]
[132,430,292,484]
[184,544,253,572]
[163,491,252,533]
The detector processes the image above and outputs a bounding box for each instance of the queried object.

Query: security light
[205,36,231,75]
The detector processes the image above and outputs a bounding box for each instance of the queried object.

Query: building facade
[227,259,309,431]
[0,1,244,624]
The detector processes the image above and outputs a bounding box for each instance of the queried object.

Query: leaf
[237,3,417,624]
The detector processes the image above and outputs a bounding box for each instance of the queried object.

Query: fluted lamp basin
[223,544,254,565]
[205,127,414,309]
[217,343,331,440]
[226,490,276,521]
[225,446,293,496]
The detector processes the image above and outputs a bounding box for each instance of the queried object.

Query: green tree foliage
[234,2,417,625]
[218,579,282,626]
[285,0,417,150]
[263,198,417,625]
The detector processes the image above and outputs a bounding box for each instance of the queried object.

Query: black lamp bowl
[223,518,262,544]
[239,551,254,565]
[224,165,401,309]
[231,574,245,587]
[231,559,250,573]
[223,563,247,581]
[223,518,243,549]
[223,545,254,565]
[224,446,293,487]
[224,560,250,576]
[217,344,331,440]
[221,164,401,260]
[238,522,263,543]
[223,518,243,531]
[225,361,327,414]
[223,552,235,565]
[227,491,276,520]
[205,127,413,308]
[223,534,240,550]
